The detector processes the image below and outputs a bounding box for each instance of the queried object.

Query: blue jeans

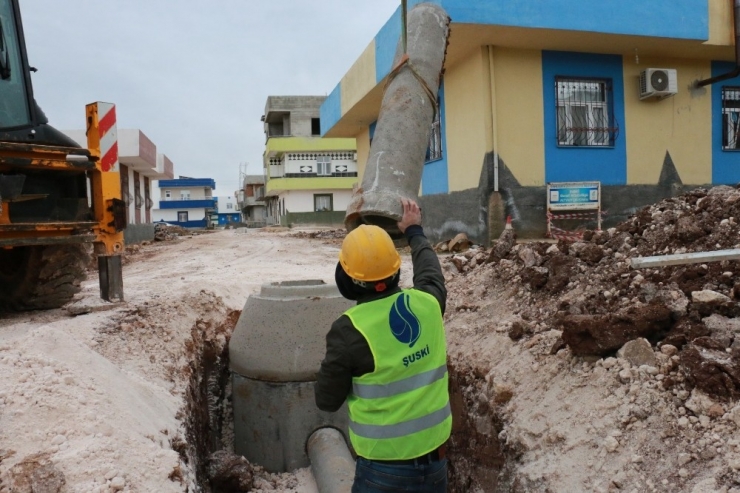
[352,457,448,492]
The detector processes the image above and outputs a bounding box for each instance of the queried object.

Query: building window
[314,194,333,212]
[426,112,442,162]
[165,190,171,200]
[317,156,332,176]
[555,77,617,147]
[181,190,191,200]
[177,211,188,222]
[227,203,233,210]
[311,118,321,136]
[723,86,740,150]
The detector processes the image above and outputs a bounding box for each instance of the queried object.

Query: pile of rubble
[153,223,192,241]
[440,185,740,491]
[289,229,346,240]
[446,185,740,401]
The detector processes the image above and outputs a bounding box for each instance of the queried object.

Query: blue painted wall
[422,81,449,195]
[375,5,403,84]
[159,178,215,189]
[542,51,627,185]
[406,0,706,40]
[320,83,343,136]
[169,220,207,229]
[217,213,242,225]
[159,199,217,209]
[712,61,740,185]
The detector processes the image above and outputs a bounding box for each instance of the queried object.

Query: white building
[63,128,174,225]
[152,178,217,228]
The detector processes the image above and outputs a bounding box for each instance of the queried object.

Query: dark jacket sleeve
[315,315,375,412]
[405,225,447,315]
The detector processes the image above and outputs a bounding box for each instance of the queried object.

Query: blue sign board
[547,182,600,210]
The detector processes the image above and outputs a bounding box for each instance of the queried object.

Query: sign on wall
[547,181,600,211]
[546,181,603,240]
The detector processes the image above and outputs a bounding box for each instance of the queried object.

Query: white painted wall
[159,186,211,200]
[283,155,356,175]
[216,196,238,214]
[151,207,209,223]
[280,189,352,213]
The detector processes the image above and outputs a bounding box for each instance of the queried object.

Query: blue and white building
[214,195,242,226]
[152,178,217,228]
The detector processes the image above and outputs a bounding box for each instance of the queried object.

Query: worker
[315,197,451,492]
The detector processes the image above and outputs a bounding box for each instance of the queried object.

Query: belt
[367,445,446,466]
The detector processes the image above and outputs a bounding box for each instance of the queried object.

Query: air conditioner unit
[639,68,678,100]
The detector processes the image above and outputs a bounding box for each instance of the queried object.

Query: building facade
[237,174,267,227]
[152,178,217,228]
[321,0,740,243]
[64,128,174,226]
[263,96,357,227]
[214,195,242,226]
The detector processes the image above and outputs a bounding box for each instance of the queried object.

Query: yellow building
[262,96,357,227]
[321,0,740,242]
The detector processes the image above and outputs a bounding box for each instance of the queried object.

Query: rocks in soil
[207,450,254,492]
[154,223,189,241]
[680,344,740,399]
[2,453,66,493]
[557,304,672,357]
[617,338,657,367]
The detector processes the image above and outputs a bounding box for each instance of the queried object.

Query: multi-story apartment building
[320,0,740,242]
[152,177,217,228]
[237,174,267,227]
[262,96,357,226]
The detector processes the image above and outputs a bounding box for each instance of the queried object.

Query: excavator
[0,0,125,310]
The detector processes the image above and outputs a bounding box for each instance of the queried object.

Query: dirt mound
[441,185,740,491]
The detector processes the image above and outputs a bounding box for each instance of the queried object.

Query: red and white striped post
[87,101,124,302]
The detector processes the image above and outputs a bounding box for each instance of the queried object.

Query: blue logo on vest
[389,293,421,347]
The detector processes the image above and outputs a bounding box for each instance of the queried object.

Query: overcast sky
[21,1,401,196]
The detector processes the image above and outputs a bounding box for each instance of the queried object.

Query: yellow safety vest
[344,289,451,460]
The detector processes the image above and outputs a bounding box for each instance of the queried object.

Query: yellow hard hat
[339,225,401,282]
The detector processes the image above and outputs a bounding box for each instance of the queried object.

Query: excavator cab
[0,0,125,311]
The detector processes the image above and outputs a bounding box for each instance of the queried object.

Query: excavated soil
[440,185,740,491]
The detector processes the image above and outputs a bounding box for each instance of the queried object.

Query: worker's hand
[397,198,422,233]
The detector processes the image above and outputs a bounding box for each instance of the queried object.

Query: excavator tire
[0,244,89,312]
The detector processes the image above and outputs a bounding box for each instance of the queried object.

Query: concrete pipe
[230,280,353,472]
[345,3,450,238]
[308,428,355,493]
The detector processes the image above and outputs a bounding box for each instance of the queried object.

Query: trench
[446,361,519,493]
[176,311,239,493]
[175,312,516,492]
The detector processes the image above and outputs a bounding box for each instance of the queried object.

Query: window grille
[427,113,442,162]
[556,77,618,147]
[723,87,740,150]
